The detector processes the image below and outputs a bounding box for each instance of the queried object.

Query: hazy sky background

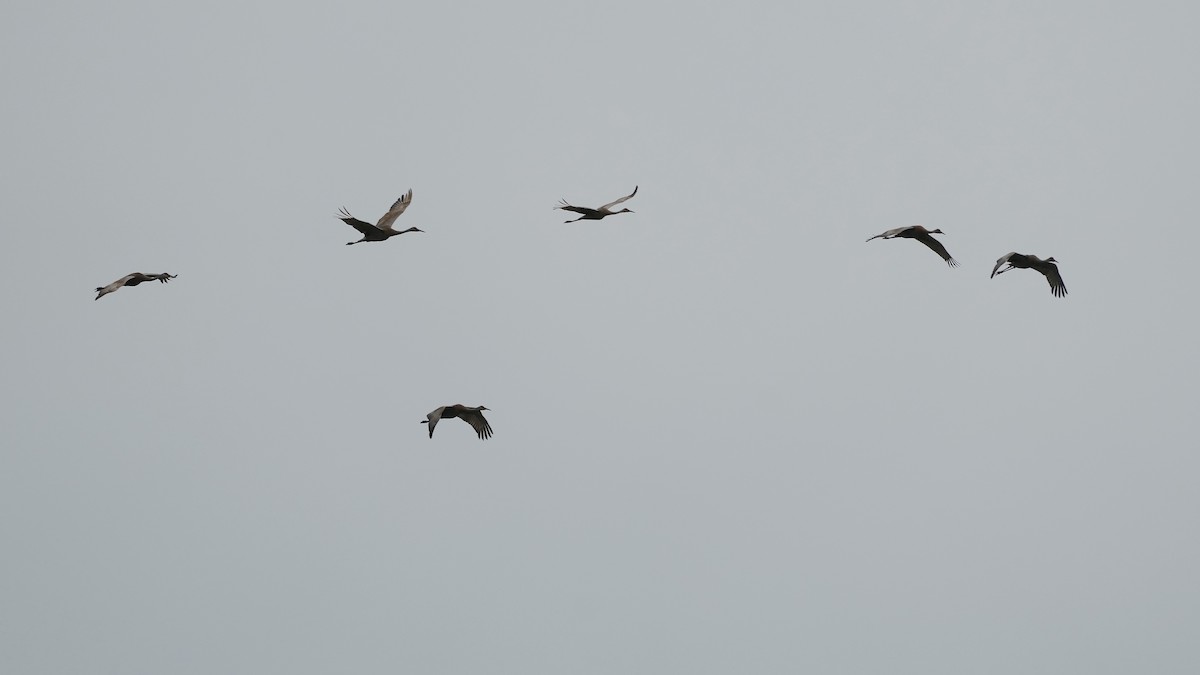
[3,1,1199,673]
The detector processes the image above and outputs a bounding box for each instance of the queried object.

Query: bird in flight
[991,252,1067,297]
[422,404,493,440]
[94,272,178,300]
[865,225,958,267]
[338,189,423,245]
[555,186,638,223]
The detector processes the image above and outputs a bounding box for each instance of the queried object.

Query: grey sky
[3,1,1199,673]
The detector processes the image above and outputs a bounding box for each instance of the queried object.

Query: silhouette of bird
[555,186,638,223]
[991,252,1067,297]
[422,404,493,440]
[338,189,423,244]
[94,273,177,300]
[866,225,958,267]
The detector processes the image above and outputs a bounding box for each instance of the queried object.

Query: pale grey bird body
[991,252,1067,297]
[422,404,493,440]
[555,186,638,223]
[338,189,423,244]
[94,272,177,300]
[866,225,958,267]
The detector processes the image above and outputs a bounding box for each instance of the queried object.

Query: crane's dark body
[422,404,493,440]
[340,220,420,244]
[94,272,178,300]
[560,208,615,221]
[991,252,1067,297]
[866,225,958,267]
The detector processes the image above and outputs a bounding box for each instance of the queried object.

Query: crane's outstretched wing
[338,208,381,236]
[599,185,638,211]
[554,200,594,215]
[376,189,413,231]
[1037,262,1068,298]
[915,233,958,267]
[424,406,446,438]
[460,409,493,440]
[95,273,139,299]
[864,225,902,241]
[991,252,1017,278]
[865,226,908,242]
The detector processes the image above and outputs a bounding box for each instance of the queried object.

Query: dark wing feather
[914,233,958,267]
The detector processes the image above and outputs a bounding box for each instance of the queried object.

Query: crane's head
[619,208,634,214]
[404,227,425,233]
[929,228,945,235]
[478,406,490,411]
[1045,256,1058,263]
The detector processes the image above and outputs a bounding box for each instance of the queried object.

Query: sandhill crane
[555,186,638,223]
[338,189,423,244]
[991,252,1067,297]
[866,225,959,267]
[94,273,177,300]
[422,404,493,440]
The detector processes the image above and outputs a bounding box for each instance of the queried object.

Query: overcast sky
[3,1,1199,673]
